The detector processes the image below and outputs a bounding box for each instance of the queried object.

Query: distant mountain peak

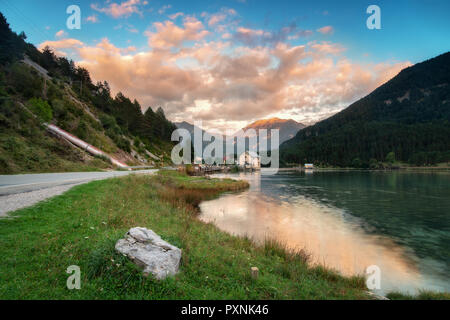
[245,118,304,129]
[237,118,306,149]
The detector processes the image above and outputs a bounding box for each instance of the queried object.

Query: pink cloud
[309,41,345,55]
[38,24,410,131]
[86,15,99,23]
[317,26,334,35]
[38,38,84,57]
[39,38,84,50]
[222,33,232,39]
[91,0,143,18]
[55,30,67,38]
[208,14,226,26]
[236,27,267,36]
[146,17,210,49]
[158,4,172,15]
[169,12,184,20]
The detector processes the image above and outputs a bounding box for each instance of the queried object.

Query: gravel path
[0,183,83,217]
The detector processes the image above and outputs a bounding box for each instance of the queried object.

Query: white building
[304,163,314,169]
[239,151,261,169]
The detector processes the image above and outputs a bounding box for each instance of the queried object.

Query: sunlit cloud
[39,38,84,56]
[86,14,99,23]
[168,12,184,20]
[39,12,410,131]
[317,25,334,35]
[91,0,145,18]
[233,23,315,47]
[39,38,84,50]
[145,16,210,49]
[55,30,68,38]
[158,4,172,15]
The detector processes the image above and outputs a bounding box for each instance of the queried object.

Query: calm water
[199,171,450,295]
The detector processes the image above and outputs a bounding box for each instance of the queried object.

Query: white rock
[115,227,182,280]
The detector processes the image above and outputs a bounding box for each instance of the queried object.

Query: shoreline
[278,167,450,173]
[0,171,371,300]
[0,171,448,300]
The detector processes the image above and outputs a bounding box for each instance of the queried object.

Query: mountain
[238,118,306,149]
[175,118,305,159]
[174,121,225,145]
[174,121,213,138]
[174,121,229,163]
[281,52,450,167]
[0,13,175,174]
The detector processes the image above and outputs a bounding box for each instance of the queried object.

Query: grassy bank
[387,291,450,300]
[0,171,370,299]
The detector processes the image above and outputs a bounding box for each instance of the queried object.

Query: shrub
[51,99,69,120]
[386,151,396,164]
[27,98,52,122]
[93,153,112,164]
[85,114,103,131]
[369,158,381,169]
[116,137,131,153]
[75,120,88,140]
[46,81,64,102]
[0,85,7,97]
[0,70,6,97]
[134,136,142,147]
[9,63,43,99]
[100,114,120,132]
[351,157,362,168]
[100,114,116,129]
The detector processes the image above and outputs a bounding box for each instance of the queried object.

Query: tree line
[0,12,176,152]
[281,52,450,167]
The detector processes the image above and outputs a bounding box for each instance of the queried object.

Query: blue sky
[3,0,449,63]
[1,0,449,129]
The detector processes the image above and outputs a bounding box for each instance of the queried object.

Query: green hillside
[281,52,450,168]
[0,13,176,174]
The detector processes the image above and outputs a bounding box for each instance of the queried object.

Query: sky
[1,0,449,131]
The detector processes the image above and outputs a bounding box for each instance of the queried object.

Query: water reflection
[199,172,450,295]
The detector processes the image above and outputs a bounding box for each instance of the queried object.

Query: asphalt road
[0,170,158,196]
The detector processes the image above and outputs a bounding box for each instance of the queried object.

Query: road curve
[0,170,158,196]
[0,170,158,217]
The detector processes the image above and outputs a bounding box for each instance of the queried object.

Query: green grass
[0,171,370,300]
[0,97,113,174]
[0,132,111,174]
[156,169,250,190]
[387,290,450,300]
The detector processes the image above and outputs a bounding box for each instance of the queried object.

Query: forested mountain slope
[0,13,176,174]
[280,52,450,167]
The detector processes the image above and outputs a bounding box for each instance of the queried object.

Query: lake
[199,171,450,295]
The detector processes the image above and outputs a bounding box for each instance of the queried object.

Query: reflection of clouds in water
[200,173,449,295]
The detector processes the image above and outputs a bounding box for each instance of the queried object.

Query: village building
[239,151,261,169]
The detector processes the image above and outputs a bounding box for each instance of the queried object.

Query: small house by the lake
[239,151,261,169]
